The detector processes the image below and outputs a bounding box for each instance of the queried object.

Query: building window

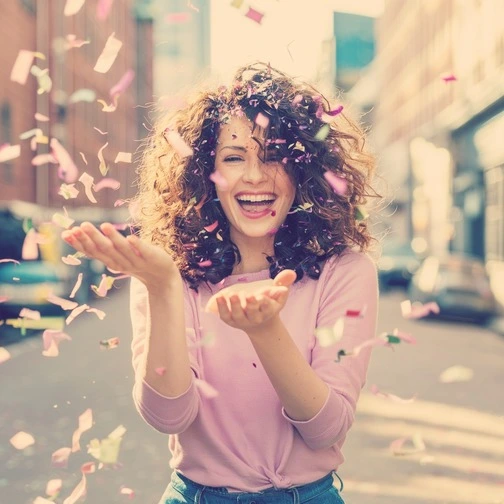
[20,0,37,14]
[1,102,14,184]
[485,165,504,261]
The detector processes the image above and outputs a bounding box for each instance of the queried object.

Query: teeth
[236,195,276,203]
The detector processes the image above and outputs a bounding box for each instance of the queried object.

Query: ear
[273,269,296,287]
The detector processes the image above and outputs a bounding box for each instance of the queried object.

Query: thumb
[273,269,296,287]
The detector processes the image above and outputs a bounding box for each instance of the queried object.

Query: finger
[273,269,296,287]
[228,294,247,322]
[100,223,143,265]
[216,295,232,323]
[62,230,86,255]
[80,222,134,270]
[244,295,263,323]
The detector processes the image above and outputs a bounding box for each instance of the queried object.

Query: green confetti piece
[314,124,330,141]
[386,335,401,344]
[355,206,369,221]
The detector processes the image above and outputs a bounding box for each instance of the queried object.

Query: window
[1,102,13,184]
[485,165,504,261]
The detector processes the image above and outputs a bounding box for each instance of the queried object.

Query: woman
[63,62,379,503]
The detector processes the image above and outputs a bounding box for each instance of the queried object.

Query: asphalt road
[1,284,503,504]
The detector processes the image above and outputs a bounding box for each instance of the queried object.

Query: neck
[231,233,273,275]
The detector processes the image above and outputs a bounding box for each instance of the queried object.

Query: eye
[223,155,243,162]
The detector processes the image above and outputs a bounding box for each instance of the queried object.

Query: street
[1,284,503,504]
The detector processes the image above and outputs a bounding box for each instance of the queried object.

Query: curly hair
[133,62,379,292]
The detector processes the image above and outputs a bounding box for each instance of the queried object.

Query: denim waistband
[170,471,340,504]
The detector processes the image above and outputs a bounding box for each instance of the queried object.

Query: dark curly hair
[133,62,379,292]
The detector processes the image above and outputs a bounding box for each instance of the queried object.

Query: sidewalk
[487,314,504,337]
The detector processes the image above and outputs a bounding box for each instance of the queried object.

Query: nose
[242,158,268,184]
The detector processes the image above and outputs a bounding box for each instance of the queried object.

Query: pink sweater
[130,249,379,492]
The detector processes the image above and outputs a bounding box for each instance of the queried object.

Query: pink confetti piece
[47,294,78,310]
[19,307,41,320]
[70,273,83,298]
[93,126,108,135]
[292,94,303,106]
[391,328,417,344]
[97,0,114,20]
[22,228,39,260]
[97,142,109,176]
[255,112,269,129]
[71,408,93,453]
[346,307,365,318]
[10,431,35,450]
[390,433,425,455]
[86,307,106,320]
[163,129,193,158]
[78,172,97,203]
[114,199,126,207]
[62,473,87,504]
[194,378,219,398]
[99,337,119,349]
[204,221,219,233]
[120,487,135,498]
[164,12,192,23]
[0,144,21,162]
[94,32,122,73]
[35,112,49,122]
[442,73,457,82]
[155,367,166,376]
[58,183,80,200]
[51,447,72,468]
[114,151,132,163]
[81,461,96,474]
[91,274,112,297]
[323,171,347,196]
[62,254,82,266]
[403,300,440,319]
[110,69,135,98]
[370,384,417,404]
[32,153,58,166]
[325,105,344,117]
[245,6,264,24]
[187,0,199,11]
[45,478,62,497]
[0,258,20,264]
[79,152,88,165]
[0,347,11,364]
[209,170,229,190]
[65,34,90,49]
[10,50,35,84]
[64,0,86,16]
[66,304,90,325]
[94,177,120,192]
[42,330,72,357]
[51,138,79,183]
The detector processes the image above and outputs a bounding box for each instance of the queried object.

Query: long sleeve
[282,252,379,450]
[129,277,202,434]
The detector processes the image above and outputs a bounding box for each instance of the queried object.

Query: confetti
[94,32,122,73]
[64,0,86,16]
[97,96,118,112]
[10,431,35,450]
[51,447,72,468]
[209,170,229,190]
[114,199,126,207]
[35,112,49,121]
[47,294,78,310]
[163,129,193,158]
[19,307,41,320]
[255,112,269,129]
[62,254,82,266]
[32,153,58,166]
[97,142,109,176]
[155,367,166,376]
[314,124,330,141]
[120,487,135,498]
[97,0,114,20]
[402,300,440,319]
[70,273,84,297]
[79,152,88,165]
[230,0,244,7]
[22,228,39,260]
[0,347,11,364]
[245,7,264,24]
[86,307,106,320]
[110,69,135,98]
[46,479,62,497]
[0,144,21,162]
[62,473,87,504]
[323,105,344,121]
[71,408,93,453]
[93,126,108,135]
[439,365,474,383]
[69,88,96,104]
[65,34,90,49]
[204,221,219,233]
[194,378,219,398]
[10,50,37,84]
[390,433,426,456]
[323,171,347,196]
[87,425,126,464]
[31,65,53,95]
[66,304,90,325]
[335,337,390,362]
[315,317,344,347]
[78,172,98,203]
[0,259,21,264]
[370,384,416,404]
[52,211,75,229]
[94,177,120,192]
[114,151,132,163]
[51,138,79,183]
[20,127,43,140]
[441,73,457,82]
[99,337,119,349]
[91,274,114,296]
[58,183,80,199]
[42,329,72,357]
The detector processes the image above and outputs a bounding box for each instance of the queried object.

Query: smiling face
[214,116,296,250]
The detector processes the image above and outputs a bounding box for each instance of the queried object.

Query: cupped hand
[205,269,296,332]
[62,222,179,290]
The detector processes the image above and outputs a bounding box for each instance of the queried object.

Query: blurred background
[0,1,503,503]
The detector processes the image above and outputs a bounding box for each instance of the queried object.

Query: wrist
[144,268,182,296]
[245,315,283,339]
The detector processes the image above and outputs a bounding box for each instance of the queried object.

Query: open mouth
[235,195,277,214]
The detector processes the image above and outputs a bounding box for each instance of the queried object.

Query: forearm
[246,318,329,421]
[141,274,193,397]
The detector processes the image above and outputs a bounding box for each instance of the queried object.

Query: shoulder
[322,248,377,281]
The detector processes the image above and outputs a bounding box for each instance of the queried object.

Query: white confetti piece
[315,317,345,347]
[71,408,93,453]
[0,347,11,364]
[51,138,79,183]
[390,432,426,455]
[370,384,416,404]
[58,183,79,199]
[51,447,72,468]
[94,177,120,192]
[62,473,87,504]
[255,112,269,129]
[10,431,35,450]
[42,329,72,357]
[86,307,106,320]
[64,0,86,16]
[22,228,39,260]
[114,151,132,163]
[69,88,96,104]
[194,378,219,398]
[19,307,41,320]
[47,294,78,310]
[35,112,49,122]
[32,153,58,166]
[66,304,90,325]
[11,50,36,84]
[52,212,75,229]
[45,478,62,497]
[62,254,82,266]
[0,144,21,162]
[439,365,474,383]
[30,65,52,95]
[163,129,193,158]
[78,172,97,203]
[94,32,122,73]
[97,142,109,176]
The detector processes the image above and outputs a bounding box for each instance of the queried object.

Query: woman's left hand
[206,270,296,332]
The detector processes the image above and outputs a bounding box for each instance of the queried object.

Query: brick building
[0,0,153,209]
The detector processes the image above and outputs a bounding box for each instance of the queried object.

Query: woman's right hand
[61,222,180,292]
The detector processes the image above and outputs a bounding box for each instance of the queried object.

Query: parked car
[378,240,423,290]
[408,254,496,323]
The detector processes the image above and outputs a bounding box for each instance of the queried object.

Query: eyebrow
[218,145,248,153]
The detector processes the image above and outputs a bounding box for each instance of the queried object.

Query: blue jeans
[159,471,345,504]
